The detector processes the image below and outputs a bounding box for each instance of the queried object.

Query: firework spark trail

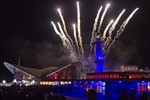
[57,22,77,62]
[105,8,139,58]
[117,8,139,37]
[98,3,110,33]
[103,9,126,53]
[102,20,114,41]
[51,2,138,63]
[57,22,71,49]
[107,9,126,40]
[57,8,75,50]
[57,22,66,39]
[73,24,80,54]
[91,6,103,45]
[77,1,84,60]
[51,21,67,48]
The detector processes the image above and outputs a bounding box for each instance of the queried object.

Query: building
[3,35,150,99]
[3,62,83,81]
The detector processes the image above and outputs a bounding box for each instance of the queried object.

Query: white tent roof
[4,62,58,79]
[3,62,83,79]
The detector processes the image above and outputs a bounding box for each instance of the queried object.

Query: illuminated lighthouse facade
[92,34,104,73]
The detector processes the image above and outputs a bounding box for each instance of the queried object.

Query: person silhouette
[51,94,63,100]
[87,88,97,100]
[139,90,148,100]
[118,90,128,100]
[129,89,136,100]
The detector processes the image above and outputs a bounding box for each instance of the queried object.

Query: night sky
[0,0,150,81]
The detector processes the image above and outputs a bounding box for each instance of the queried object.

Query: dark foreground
[0,85,150,100]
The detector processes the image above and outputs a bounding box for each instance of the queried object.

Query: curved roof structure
[3,62,83,79]
[4,62,58,79]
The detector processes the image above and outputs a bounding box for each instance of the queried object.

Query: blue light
[103,82,106,86]
[93,40,104,72]
[103,87,105,91]
[99,81,102,83]
[95,62,103,72]
[142,81,145,83]
[103,92,105,96]
[119,81,122,83]
[141,82,146,85]
[137,82,140,85]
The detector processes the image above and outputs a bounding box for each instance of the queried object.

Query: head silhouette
[87,88,97,100]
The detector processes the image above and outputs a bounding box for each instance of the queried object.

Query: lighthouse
[91,32,104,72]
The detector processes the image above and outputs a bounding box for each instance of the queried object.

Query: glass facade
[40,79,150,100]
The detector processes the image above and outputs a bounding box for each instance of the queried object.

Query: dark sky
[0,0,150,80]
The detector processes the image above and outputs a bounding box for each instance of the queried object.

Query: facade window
[137,81,147,95]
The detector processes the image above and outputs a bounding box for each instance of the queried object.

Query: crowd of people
[0,84,73,100]
[118,89,150,100]
[0,84,150,100]
[0,85,45,100]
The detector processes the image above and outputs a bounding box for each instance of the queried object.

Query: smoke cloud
[104,40,139,71]
[12,39,73,68]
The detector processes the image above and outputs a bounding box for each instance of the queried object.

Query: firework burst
[51,1,139,62]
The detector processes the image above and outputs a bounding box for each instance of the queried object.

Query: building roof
[3,62,83,79]
[4,62,58,79]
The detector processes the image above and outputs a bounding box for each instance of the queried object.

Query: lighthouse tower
[91,33,104,72]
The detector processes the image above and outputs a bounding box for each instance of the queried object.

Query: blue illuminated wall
[93,39,104,72]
